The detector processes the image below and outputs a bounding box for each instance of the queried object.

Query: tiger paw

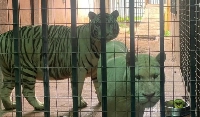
[34,103,44,110]
[4,102,16,110]
[95,90,101,103]
[97,96,101,103]
[78,97,87,108]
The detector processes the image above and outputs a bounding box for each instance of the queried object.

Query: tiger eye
[152,74,158,79]
[135,75,141,80]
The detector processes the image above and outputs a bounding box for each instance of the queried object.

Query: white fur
[97,41,165,117]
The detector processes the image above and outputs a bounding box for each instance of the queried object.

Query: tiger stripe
[0,10,119,110]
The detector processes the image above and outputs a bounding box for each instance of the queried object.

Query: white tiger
[97,41,166,117]
[0,10,119,110]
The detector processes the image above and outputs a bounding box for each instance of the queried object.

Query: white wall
[110,0,145,17]
[77,0,94,23]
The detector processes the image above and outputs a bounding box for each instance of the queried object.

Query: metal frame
[179,0,199,116]
[10,0,166,117]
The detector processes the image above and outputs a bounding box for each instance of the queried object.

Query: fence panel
[179,0,200,116]
[1,0,198,116]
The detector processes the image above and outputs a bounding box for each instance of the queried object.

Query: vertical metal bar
[197,0,200,114]
[12,0,22,116]
[159,0,165,117]
[100,1,107,117]
[70,0,78,117]
[30,0,34,25]
[41,0,50,116]
[190,0,196,116]
[196,0,200,115]
[129,0,135,117]
[179,0,183,80]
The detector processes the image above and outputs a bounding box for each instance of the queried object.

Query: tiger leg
[22,76,44,110]
[1,76,16,110]
[91,69,101,103]
[71,69,87,108]
[92,77,101,103]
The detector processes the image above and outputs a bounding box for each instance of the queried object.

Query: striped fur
[0,10,119,110]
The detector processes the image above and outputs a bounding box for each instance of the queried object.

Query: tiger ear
[126,52,137,66]
[88,11,96,20]
[155,52,166,64]
[111,10,119,19]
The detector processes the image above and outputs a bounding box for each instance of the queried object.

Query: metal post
[70,0,78,117]
[12,0,22,116]
[190,0,196,116]
[129,0,136,117]
[159,0,165,116]
[196,0,200,115]
[100,0,107,117]
[30,0,34,25]
[41,0,50,116]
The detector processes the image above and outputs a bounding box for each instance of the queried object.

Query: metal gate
[179,0,200,116]
[1,0,199,117]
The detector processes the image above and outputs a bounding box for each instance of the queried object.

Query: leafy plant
[164,30,170,36]
[118,23,128,28]
[165,99,186,109]
[117,16,142,22]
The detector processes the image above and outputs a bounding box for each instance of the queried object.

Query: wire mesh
[0,0,199,117]
[196,0,200,115]
[179,0,200,116]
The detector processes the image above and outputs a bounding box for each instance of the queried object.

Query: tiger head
[126,52,166,108]
[88,10,119,41]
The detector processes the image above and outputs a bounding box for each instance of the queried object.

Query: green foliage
[134,16,142,21]
[164,30,170,36]
[165,99,186,109]
[126,29,130,34]
[118,23,128,28]
[117,16,142,22]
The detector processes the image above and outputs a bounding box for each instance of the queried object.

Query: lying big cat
[97,41,166,117]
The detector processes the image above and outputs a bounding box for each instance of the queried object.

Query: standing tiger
[0,10,119,110]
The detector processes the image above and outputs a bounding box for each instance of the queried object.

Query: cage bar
[129,0,136,116]
[70,0,79,117]
[41,0,50,116]
[189,0,196,117]
[196,0,200,115]
[100,0,107,117]
[1,0,200,116]
[159,0,165,117]
[12,0,22,116]
[30,0,34,25]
